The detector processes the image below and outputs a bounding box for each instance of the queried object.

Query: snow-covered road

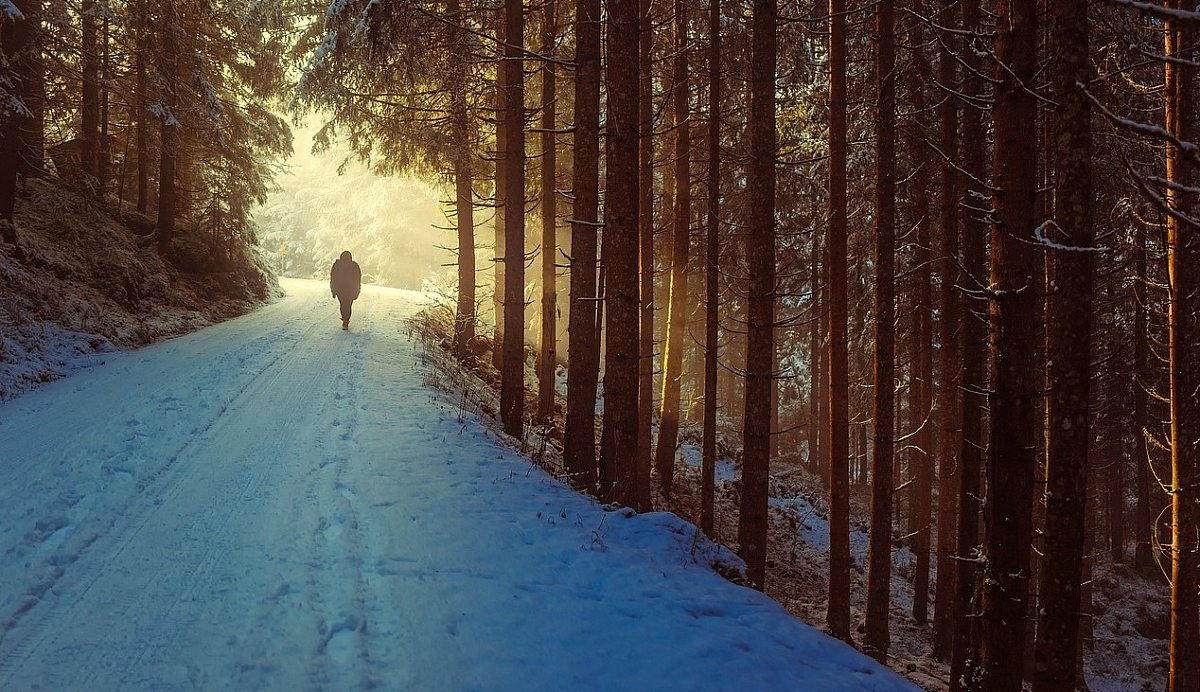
[0,278,914,691]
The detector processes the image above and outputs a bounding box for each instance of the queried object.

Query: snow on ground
[0,278,916,690]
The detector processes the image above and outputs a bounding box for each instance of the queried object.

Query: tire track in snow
[0,298,338,688]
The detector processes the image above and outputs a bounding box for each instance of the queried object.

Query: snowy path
[0,278,914,691]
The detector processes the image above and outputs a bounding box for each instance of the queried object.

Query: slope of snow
[0,278,916,690]
[1,178,275,401]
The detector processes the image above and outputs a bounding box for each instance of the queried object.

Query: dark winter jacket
[330,252,362,300]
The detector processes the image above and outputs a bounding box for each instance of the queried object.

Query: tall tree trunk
[864,0,895,662]
[738,0,776,590]
[910,0,934,625]
[1107,415,1126,562]
[809,231,821,472]
[1031,0,1093,686]
[949,0,986,685]
[598,0,642,508]
[450,0,476,359]
[563,0,602,489]
[1134,230,1153,575]
[655,0,692,498]
[98,15,109,200]
[499,0,526,439]
[636,0,654,509]
[973,0,1039,687]
[135,5,149,214]
[81,0,99,187]
[538,0,558,423]
[493,60,507,372]
[932,0,961,658]
[155,0,178,257]
[1164,5,1200,689]
[826,0,852,640]
[701,0,721,537]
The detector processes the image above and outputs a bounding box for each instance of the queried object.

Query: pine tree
[1031,0,1094,686]
[537,0,558,422]
[1163,5,1200,688]
[864,0,895,661]
[599,0,643,508]
[701,0,721,536]
[932,0,961,657]
[655,0,692,498]
[738,0,776,590]
[563,0,603,490]
[973,0,1040,687]
[949,0,987,685]
[826,0,852,640]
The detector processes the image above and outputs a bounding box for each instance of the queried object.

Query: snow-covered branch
[1082,84,1200,163]
[1110,0,1200,24]
[1032,220,1109,254]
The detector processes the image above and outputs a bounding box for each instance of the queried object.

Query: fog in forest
[253,124,455,291]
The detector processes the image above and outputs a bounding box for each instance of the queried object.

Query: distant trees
[0,0,291,260]
[1,0,31,245]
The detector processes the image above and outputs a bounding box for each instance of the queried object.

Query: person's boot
[342,318,349,331]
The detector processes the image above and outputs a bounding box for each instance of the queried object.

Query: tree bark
[499,0,526,439]
[135,4,149,213]
[738,0,776,590]
[1134,230,1153,575]
[1031,0,1094,686]
[563,0,602,489]
[636,0,654,510]
[1164,5,1200,689]
[826,0,852,640]
[909,0,934,625]
[949,0,986,686]
[537,0,558,423]
[701,0,721,536]
[655,0,692,498]
[973,0,1040,687]
[931,0,961,658]
[450,0,476,359]
[493,56,506,372]
[81,0,100,187]
[809,231,821,473]
[98,15,110,200]
[864,0,895,662]
[598,0,642,509]
[156,0,179,256]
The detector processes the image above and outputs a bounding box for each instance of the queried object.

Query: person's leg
[339,297,352,321]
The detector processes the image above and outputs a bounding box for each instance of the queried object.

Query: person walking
[330,250,362,330]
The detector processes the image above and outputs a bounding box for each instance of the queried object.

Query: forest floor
[660,443,1172,692]
[0,177,276,401]
[415,309,1172,692]
[0,278,915,690]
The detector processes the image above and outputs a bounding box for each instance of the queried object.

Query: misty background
[253,124,455,291]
